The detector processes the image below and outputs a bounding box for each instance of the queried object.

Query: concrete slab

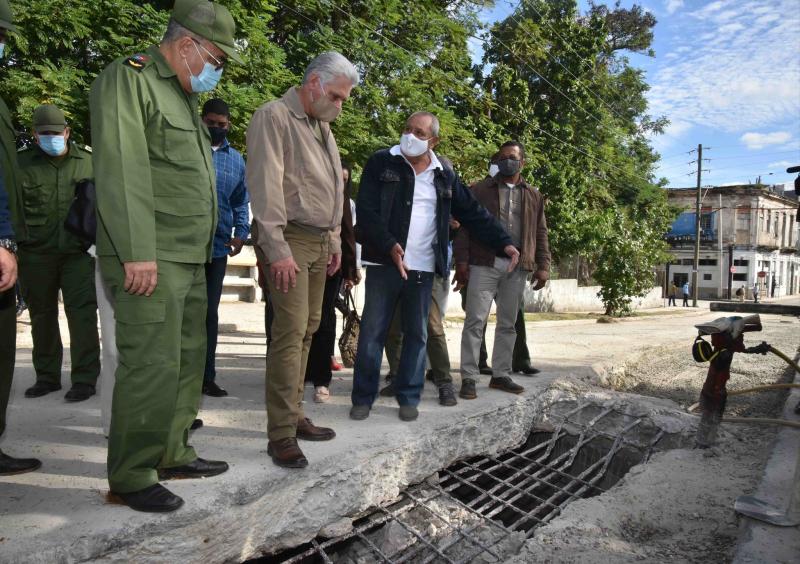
[733,361,800,564]
[0,301,788,562]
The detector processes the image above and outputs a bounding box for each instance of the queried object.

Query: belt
[287,221,330,238]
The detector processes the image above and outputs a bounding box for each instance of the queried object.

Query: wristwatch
[0,238,18,255]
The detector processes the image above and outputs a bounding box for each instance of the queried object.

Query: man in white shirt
[351,112,518,422]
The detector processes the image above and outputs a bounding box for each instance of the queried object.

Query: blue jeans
[204,256,228,384]
[352,265,434,407]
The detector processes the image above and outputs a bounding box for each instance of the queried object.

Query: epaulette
[17,145,32,153]
[122,53,150,72]
[82,145,92,153]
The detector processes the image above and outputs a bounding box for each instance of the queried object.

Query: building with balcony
[662,183,799,299]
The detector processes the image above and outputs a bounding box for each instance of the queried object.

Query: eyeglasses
[192,39,226,71]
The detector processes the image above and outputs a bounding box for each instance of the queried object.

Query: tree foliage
[0,0,676,315]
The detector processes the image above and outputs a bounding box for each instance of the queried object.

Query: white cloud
[664,0,684,14]
[767,160,795,168]
[647,0,800,133]
[740,131,793,149]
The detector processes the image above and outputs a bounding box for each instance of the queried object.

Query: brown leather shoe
[296,417,336,441]
[267,437,308,469]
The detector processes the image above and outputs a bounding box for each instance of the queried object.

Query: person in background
[247,51,358,469]
[304,161,359,403]
[201,98,250,398]
[668,281,677,306]
[752,281,759,304]
[454,140,550,400]
[16,104,99,402]
[682,281,690,307]
[0,0,42,475]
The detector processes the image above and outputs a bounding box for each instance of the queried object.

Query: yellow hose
[721,417,800,429]
[685,346,799,414]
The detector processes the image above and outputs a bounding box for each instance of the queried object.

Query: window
[698,259,718,266]
[735,209,751,230]
[703,273,712,281]
[733,259,749,267]
[682,259,694,266]
[733,273,747,281]
[766,210,771,233]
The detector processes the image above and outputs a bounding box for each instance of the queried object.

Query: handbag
[63,178,96,249]
[337,288,360,368]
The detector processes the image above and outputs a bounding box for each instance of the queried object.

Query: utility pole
[693,144,702,307]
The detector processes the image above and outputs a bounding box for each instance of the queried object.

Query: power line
[279,0,657,186]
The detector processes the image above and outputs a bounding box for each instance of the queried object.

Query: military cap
[172,0,243,64]
[32,104,67,133]
[0,0,16,32]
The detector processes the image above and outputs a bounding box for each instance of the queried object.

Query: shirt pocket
[153,195,213,251]
[161,112,202,163]
[20,181,50,226]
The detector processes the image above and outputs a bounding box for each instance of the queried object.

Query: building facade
[662,184,799,300]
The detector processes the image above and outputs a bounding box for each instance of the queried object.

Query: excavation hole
[254,422,653,564]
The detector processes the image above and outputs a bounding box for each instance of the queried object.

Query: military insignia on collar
[123,54,149,71]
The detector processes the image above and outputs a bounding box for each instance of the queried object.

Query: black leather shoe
[0,449,42,475]
[113,483,184,513]
[459,379,477,400]
[513,365,541,376]
[438,383,457,406]
[65,383,96,402]
[190,419,203,430]
[489,376,524,394]
[479,366,493,376]
[425,369,435,382]
[158,458,229,480]
[202,382,228,397]
[24,381,62,398]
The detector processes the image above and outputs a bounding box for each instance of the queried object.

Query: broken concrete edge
[2,381,702,564]
[732,358,800,564]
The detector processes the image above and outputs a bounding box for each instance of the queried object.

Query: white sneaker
[314,386,331,403]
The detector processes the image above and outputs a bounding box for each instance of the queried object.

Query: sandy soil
[507,316,800,564]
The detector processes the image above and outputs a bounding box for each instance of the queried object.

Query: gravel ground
[507,314,800,564]
[611,316,799,418]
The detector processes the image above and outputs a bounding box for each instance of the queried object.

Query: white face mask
[488,163,499,177]
[400,133,430,157]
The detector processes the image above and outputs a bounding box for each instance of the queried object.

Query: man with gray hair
[247,51,357,469]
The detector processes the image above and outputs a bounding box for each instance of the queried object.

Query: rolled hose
[687,346,799,426]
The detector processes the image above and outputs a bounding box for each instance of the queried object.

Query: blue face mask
[38,135,67,157]
[186,42,223,93]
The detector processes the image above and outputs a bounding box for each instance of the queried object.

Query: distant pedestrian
[735,286,744,302]
[771,278,776,298]
[753,282,760,303]
[668,282,677,306]
[682,281,690,307]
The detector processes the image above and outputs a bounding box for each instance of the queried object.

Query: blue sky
[476,0,800,189]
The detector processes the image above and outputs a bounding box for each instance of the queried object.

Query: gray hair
[408,111,440,138]
[303,51,359,86]
[161,19,204,45]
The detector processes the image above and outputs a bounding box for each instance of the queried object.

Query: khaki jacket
[246,87,343,263]
[453,175,550,272]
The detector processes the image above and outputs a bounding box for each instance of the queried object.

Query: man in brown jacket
[246,51,358,468]
[453,141,550,399]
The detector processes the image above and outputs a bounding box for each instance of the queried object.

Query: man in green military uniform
[0,0,41,475]
[90,0,242,512]
[17,104,100,402]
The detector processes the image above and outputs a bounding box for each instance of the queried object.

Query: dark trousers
[683,293,689,307]
[204,256,228,384]
[668,295,676,306]
[352,266,434,407]
[305,273,342,387]
[0,289,15,439]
